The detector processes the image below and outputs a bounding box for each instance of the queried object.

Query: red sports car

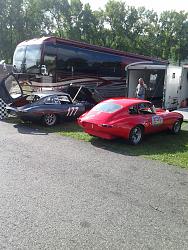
[78,98,183,145]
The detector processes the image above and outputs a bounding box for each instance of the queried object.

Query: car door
[59,95,85,118]
[43,95,85,119]
[137,103,165,133]
[42,95,68,117]
[0,73,23,104]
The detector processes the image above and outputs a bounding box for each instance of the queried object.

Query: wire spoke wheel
[43,114,57,126]
[129,126,143,145]
[172,120,181,134]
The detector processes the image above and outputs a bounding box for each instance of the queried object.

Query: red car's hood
[155,108,169,114]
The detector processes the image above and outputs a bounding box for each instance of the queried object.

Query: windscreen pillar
[0,98,8,120]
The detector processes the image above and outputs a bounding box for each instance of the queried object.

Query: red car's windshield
[92,101,122,113]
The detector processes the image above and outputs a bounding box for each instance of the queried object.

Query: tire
[43,113,57,126]
[171,120,182,134]
[129,126,143,145]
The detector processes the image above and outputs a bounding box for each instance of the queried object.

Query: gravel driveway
[0,121,187,249]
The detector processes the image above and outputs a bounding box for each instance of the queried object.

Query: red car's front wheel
[171,120,182,134]
[129,126,143,145]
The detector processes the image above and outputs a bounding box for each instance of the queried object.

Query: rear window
[92,102,122,113]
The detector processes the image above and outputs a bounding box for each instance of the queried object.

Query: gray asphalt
[0,121,187,250]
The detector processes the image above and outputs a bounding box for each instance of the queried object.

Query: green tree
[132,7,160,57]
[39,0,71,37]
[0,0,48,62]
[105,0,129,50]
[0,0,24,61]
[159,11,188,62]
[81,4,98,43]
[23,0,47,39]
[0,0,187,64]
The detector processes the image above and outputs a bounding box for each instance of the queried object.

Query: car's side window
[138,103,154,114]
[26,95,35,103]
[26,95,40,103]
[129,105,138,115]
[33,95,40,102]
[58,95,71,104]
[44,95,60,104]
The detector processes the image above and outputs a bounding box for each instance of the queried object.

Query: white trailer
[125,62,188,111]
[175,65,188,121]
[178,65,188,107]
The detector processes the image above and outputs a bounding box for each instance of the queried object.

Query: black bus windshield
[13,45,42,74]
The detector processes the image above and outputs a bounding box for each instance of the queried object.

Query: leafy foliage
[0,0,187,64]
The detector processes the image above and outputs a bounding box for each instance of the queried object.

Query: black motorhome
[13,37,168,98]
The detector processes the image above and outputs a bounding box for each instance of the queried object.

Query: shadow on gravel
[13,124,48,135]
[3,117,84,136]
[90,129,188,168]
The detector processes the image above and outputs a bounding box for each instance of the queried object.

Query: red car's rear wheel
[129,126,143,145]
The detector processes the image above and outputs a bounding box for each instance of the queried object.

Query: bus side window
[43,45,56,75]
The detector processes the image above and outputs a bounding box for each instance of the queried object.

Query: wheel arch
[168,117,183,130]
[124,123,145,139]
[136,124,145,133]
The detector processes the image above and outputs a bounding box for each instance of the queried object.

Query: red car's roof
[103,98,151,107]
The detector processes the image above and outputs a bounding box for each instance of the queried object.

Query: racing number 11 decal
[66,107,79,116]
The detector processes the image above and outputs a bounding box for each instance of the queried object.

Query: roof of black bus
[17,36,168,64]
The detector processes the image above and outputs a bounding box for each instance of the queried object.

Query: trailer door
[177,65,188,108]
[126,63,167,107]
[164,66,182,110]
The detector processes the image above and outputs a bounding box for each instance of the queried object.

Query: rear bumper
[78,120,120,139]
[84,128,116,139]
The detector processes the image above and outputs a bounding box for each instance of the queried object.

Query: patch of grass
[4,117,188,168]
[45,122,93,142]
